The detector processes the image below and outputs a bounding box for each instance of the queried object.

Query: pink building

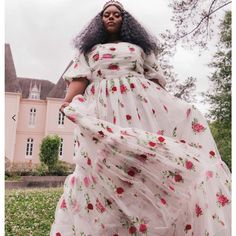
[5,44,76,165]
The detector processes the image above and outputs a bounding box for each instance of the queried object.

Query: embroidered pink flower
[78,97,85,102]
[141,82,148,89]
[206,170,213,179]
[174,173,183,182]
[93,53,99,61]
[129,47,135,52]
[216,193,229,207]
[102,53,114,59]
[192,119,206,133]
[126,114,132,120]
[185,160,194,170]
[83,176,91,188]
[157,130,164,135]
[195,204,203,217]
[158,136,165,143]
[116,187,124,194]
[96,198,106,213]
[60,199,67,209]
[129,226,137,234]
[107,127,113,133]
[139,223,147,233]
[90,85,95,95]
[73,63,78,69]
[70,176,76,186]
[120,84,128,93]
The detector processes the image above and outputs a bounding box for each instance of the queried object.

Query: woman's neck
[107,34,120,43]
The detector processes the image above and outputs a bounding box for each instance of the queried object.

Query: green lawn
[5,187,63,236]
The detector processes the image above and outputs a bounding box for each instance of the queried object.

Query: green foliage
[50,160,70,176]
[204,11,231,169]
[36,163,49,176]
[39,135,61,173]
[5,187,63,236]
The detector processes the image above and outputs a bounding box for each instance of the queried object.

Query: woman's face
[102,5,123,34]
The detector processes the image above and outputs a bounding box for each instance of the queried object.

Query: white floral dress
[50,42,231,236]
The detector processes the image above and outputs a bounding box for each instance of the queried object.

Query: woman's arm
[60,78,89,113]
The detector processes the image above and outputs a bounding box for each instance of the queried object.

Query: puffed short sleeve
[62,52,92,84]
[143,51,166,88]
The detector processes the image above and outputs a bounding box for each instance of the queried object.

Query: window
[58,110,65,125]
[26,138,33,156]
[59,138,63,157]
[29,108,36,126]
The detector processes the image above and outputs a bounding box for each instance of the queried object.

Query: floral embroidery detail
[216,192,230,207]
[109,47,116,51]
[185,160,194,170]
[212,213,225,226]
[90,85,95,95]
[120,84,128,94]
[108,64,120,70]
[83,176,91,188]
[60,198,67,209]
[184,224,192,233]
[70,176,76,187]
[116,187,124,195]
[102,53,115,59]
[195,204,203,217]
[209,150,216,158]
[96,198,106,213]
[73,63,78,69]
[128,225,137,234]
[126,114,132,121]
[206,170,213,179]
[56,233,62,236]
[92,53,99,61]
[139,223,147,233]
[157,136,165,143]
[192,118,206,134]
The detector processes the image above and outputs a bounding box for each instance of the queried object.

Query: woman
[50,1,231,235]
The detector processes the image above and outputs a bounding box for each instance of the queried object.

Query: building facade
[5,44,76,165]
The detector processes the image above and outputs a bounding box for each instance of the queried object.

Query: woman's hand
[60,101,70,115]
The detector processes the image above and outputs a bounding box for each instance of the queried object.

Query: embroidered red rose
[130,83,135,89]
[112,86,117,92]
[129,226,137,234]
[120,84,128,93]
[174,173,183,182]
[87,203,93,210]
[56,233,62,236]
[209,150,216,157]
[148,141,156,147]
[195,204,203,217]
[108,64,119,70]
[93,53,99,61]
[139,224,147,233]
[98,130,105,137]
[158,136,165,143]
[216,193,229,207]
[60,199,67,209]
[97,69,102,76]
[127,169,136,176]
[116,187,124,194]
[87,158,92,165]
[185,160,193,170]
[126,114,132,120]
[110,47,116,51]
[184,224,192,232]
[160,198,167,205]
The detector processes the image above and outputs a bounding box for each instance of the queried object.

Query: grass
[5,187,63,236]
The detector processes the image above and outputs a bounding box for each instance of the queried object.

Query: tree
[204,11,231,169]
[39,135,61,173]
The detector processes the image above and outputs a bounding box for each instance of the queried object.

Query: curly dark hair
[73,8,159,55]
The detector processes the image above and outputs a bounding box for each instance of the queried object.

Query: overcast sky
[5,0,229,115]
